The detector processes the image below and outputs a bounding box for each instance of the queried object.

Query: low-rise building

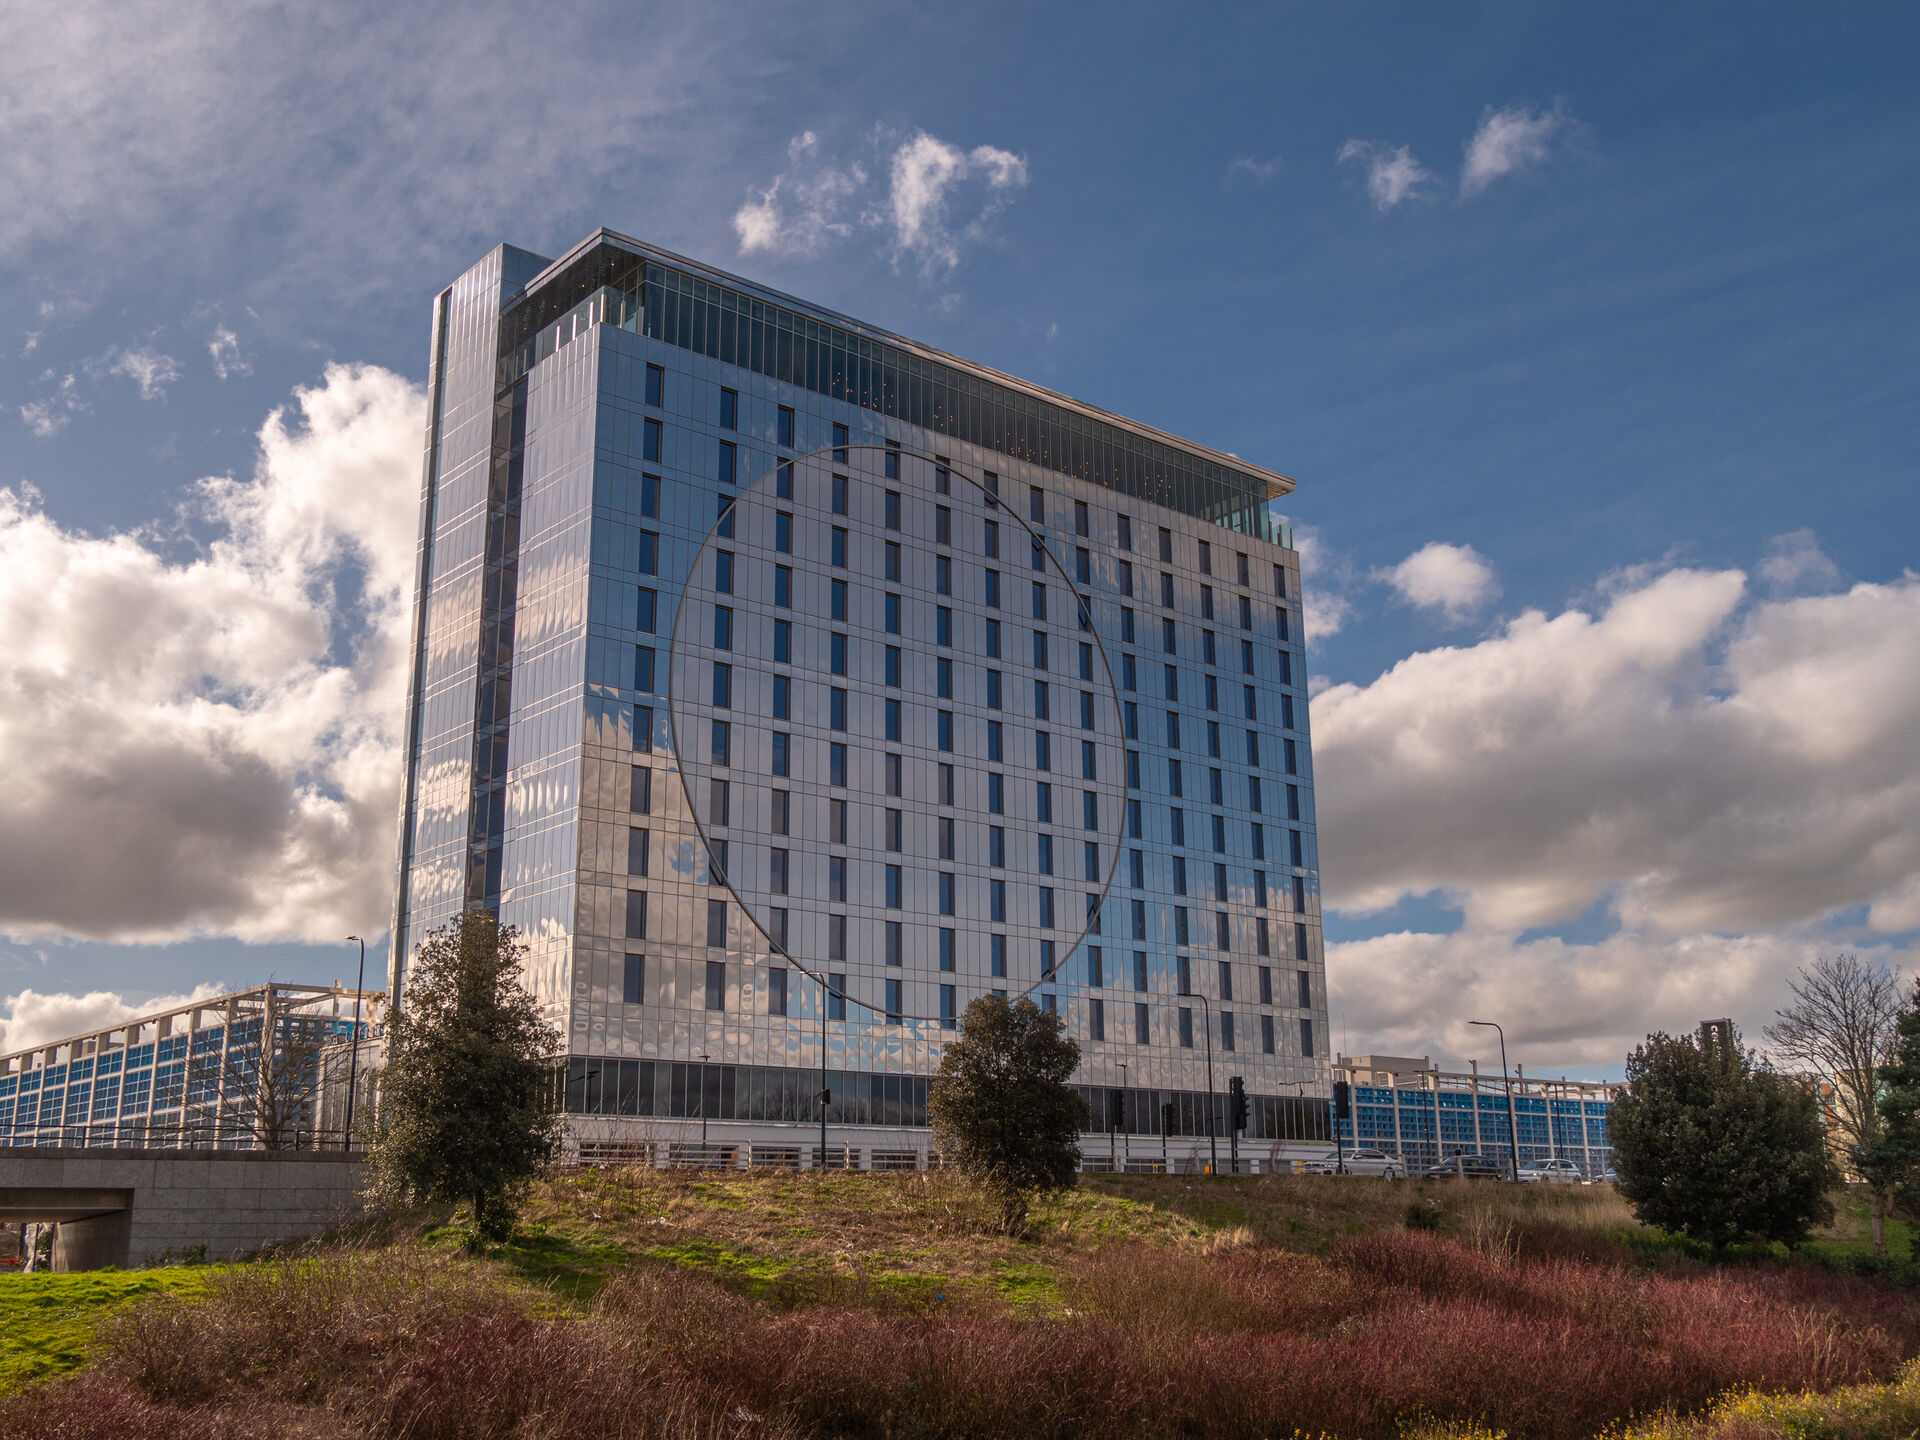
[1333,1053,1620,1178]
[0,984,382,1151]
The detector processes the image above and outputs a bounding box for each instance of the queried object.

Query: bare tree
[1765,953,1902,1253]
[188,1006,328,1150]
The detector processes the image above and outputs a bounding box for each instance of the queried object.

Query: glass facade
[1332,1066,1617,1178]
[391,232,1325,1144]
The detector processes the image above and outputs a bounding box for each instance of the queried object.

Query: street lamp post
[1188,991,1218,1175]
[698,1051,711,1151]
[344,935,367,1153]
[819,976,831,1170]
[1470,1020,1522,1181]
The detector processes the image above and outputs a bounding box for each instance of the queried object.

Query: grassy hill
[1,1169,1914,1439]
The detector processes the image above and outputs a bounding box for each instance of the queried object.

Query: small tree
[1866,976,1920,1216]
[927,995,1083,1236]
[1765,953,1901,1254]
[368,910,562,1242]
[1611,1025,1838,1252]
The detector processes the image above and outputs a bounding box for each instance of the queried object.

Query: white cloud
[0,362,422,944]
[732,131,865,258]
[1375,541,1500,622]
[207,325,251,380]
[1758,528,1842,594]
[874,131,1028,273]
[19,371,86,437]
[1316,562,1920,1064]
[1314,566,1920,935]
[1292,524,1357,643]
[736,128,1028,274]
[0,4,734,298]
[0,983,227,1055]
[1338,139,1436,211]
[1326,924,1908,1070]
[1227,154,1281,184]
[99,345,181,400]
[1460,101,1572,198]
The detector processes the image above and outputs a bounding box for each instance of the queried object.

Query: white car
[1299,1148,1405,1179]
[1514,1158,1584,1184]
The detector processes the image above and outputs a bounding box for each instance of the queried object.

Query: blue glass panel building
[392,231,1328,1165]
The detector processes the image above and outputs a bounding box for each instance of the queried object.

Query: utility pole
[1471,1020,1522,1181]
[345,935,366,1153]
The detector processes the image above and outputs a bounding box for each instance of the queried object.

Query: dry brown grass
[1080,1169,1638,1252]
[503,1164,1216,1302]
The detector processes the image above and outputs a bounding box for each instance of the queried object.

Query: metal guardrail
[0,1124,362,1152]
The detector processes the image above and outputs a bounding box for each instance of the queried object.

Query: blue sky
[2,2,1916,1077]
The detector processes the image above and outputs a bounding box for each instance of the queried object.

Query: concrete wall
[0,1148,368,1270]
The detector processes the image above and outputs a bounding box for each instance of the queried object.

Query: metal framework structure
[0,984,384,1151]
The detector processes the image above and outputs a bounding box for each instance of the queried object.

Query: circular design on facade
[667,444,1129,1029]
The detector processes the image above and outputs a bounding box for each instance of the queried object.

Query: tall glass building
[393,230,1328,1166]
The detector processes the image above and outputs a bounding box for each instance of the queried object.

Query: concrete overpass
[0,1148,366,1271]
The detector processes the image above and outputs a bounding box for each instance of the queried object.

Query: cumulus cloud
[1758,528,1843,594]
[1291,524,1357,643]
[1315,565,1920,933]
[1326,925,1892,1070]
[735,128,1028,274]
[878,131,1028,272]
[19,370,86,437]
[1460,101,1573,198]
[1337,139,1436,211]
[1375,541,1499,622]
[1316,561,1920,1064]
[0,362,421,944]
[732,131,865,258]
[98,345,182,400]
[207,325,251,380]
[0,983,227,1055]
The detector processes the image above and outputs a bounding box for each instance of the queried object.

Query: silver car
[1514,1158,1584,1184]
[1299,1148,1406,1179]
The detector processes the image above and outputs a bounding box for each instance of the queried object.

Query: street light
[344,935,366,1153]
[1186,989,1218,1176]
[698,1051,711,1151]
[1470,1020,1522,1181]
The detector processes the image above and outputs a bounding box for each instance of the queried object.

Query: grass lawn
[0,1269,208,1393]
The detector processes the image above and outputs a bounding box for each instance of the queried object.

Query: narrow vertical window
[623,954,646,1005]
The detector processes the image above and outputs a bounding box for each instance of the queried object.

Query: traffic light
[1228,1076,1248,1132]
[1108,1090,1126,1129]
[1332,1080,1351,1119]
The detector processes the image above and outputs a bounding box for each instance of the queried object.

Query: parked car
[1420,1154,1508,1181]
[1300,1148,1406,1179]
[1514,1158,1585,1184]
[1594,1167,1620,1186]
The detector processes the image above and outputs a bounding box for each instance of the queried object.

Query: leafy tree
[1866,976,1920,1215]
[927,995,1083,1236]
[1765,953,1900,1253]
[368,910,562,1242]
[1611,1025,1838,1252]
